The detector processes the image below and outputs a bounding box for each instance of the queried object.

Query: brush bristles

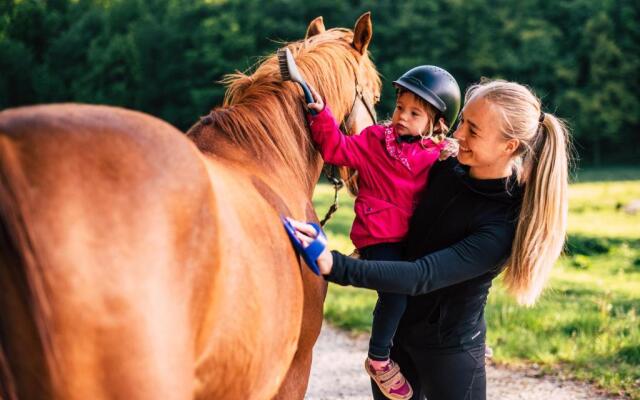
[277,49,292,81]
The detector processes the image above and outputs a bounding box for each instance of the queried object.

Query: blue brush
[276,47,317,115]
[281,217,325,275]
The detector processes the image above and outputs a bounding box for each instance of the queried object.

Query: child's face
[391,92,431,136]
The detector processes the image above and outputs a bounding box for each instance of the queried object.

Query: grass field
[312,166,640,399]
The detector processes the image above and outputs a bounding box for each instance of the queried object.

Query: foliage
[1,0,639,164]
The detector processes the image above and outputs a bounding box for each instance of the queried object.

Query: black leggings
[359,242,407,361]
[370,343,487,400]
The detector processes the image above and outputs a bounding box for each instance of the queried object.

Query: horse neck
[187,41,366,195]
[187,95,330,196]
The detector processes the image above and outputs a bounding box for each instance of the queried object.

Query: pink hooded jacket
[308,106,445,249]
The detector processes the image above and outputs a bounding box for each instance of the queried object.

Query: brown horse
[0,13,380,400]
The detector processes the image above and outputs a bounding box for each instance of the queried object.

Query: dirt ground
[305,323,620,400]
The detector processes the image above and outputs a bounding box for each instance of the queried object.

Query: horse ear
[306,16,326,38]
[352,12,372,54]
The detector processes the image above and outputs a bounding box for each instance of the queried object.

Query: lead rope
[319,165,344,227]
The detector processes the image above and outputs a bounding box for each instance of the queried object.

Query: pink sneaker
[365,358,413,400]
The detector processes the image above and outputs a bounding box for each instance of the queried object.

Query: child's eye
[412,112,419,117]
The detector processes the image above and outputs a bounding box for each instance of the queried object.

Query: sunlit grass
[569,180,640,238]
[312,167,640,398]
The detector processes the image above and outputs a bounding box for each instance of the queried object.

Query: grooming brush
[276,47,317,115]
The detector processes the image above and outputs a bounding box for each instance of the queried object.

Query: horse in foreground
[0,14,380,400]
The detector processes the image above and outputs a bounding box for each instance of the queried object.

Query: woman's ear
[505,138,520,154]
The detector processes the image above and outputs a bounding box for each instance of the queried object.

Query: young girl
[306,65,461,400]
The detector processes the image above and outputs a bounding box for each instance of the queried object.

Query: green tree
[0,0,638,163]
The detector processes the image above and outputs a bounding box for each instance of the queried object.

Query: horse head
[295,12,381,137]
[187,13,381,194]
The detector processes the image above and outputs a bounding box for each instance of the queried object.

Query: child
[306,65,461,400]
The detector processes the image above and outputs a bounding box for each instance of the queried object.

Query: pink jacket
[308,106,445,249]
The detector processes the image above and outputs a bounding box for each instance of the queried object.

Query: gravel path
[306,323,617,400]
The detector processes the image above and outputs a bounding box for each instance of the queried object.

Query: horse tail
[0,133,55,399]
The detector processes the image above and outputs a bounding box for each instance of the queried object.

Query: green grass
[312,167,640,399]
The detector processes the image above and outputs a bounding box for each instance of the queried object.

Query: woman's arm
[326,220,516,295]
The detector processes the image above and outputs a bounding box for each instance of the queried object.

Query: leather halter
[320,73,377,227]
[340,79,378,133]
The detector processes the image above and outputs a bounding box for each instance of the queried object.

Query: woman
[290,79,570,400]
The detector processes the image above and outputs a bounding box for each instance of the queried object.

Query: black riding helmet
[393,65,461,127]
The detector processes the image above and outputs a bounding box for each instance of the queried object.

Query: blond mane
[186,28,380,189]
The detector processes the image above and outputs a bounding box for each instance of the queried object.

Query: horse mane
[186,28,380,190]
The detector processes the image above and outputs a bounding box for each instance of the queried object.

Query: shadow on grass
[554,286,600,300]
[617,344,640,364]
[566,234,640,256]
[559,317,604,336]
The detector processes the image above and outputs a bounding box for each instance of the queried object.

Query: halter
[320,71,377,227]
[340,79,378,133]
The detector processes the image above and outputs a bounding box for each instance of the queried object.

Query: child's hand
[307,85,325,113]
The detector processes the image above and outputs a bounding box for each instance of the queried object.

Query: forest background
[1,0,639,165]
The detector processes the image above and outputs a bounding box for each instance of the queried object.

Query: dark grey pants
[370,343,487,400]
[359,242,407,361]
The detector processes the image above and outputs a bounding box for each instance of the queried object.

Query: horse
[0,13,380,400]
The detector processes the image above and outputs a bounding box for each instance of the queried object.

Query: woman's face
[453,97,518,178]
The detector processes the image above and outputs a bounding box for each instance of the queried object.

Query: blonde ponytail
[465,80,571,306]
[505,114,570,305]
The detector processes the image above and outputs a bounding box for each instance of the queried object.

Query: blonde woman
[288,79,570,400]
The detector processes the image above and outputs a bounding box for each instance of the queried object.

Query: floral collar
[383,124,441,171]
[384,124,412,170]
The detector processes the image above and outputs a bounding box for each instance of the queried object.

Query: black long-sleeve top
[326,158,523,350]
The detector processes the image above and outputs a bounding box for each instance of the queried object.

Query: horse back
[0,104,217,399]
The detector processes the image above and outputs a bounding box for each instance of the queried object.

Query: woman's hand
[286,218,334,275]
[307,85,325,114]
